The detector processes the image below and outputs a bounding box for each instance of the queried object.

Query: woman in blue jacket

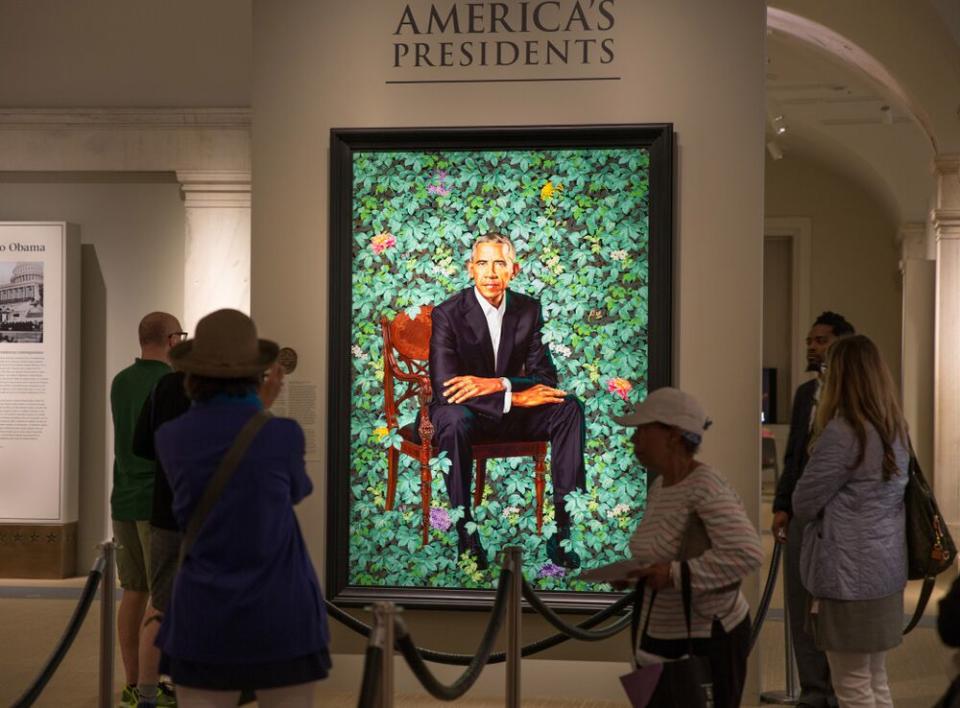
[792,334,908,708]
[155,309,331,707]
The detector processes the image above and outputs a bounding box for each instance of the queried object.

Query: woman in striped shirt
[613,387,763,708]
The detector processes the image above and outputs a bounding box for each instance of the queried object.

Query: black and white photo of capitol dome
[0,262,44,343]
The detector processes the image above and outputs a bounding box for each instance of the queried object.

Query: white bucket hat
[612,386,712,436]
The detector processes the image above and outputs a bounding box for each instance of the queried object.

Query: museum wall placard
[251,0,766,685]
[0,222,80,577]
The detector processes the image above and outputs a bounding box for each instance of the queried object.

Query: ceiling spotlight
[767,141,784,160]
[772,114,787,135]
[881,105,894,125]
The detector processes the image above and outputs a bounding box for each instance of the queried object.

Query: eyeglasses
[167,331,188,342]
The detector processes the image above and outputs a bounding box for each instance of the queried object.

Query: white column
[177,170,251,332]
[933,156,960,539]
[900,223,935,474]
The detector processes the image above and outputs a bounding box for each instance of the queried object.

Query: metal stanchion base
[759,690,799,705]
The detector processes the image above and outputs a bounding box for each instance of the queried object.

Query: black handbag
[625,562,714,708]
[904,446,957,633]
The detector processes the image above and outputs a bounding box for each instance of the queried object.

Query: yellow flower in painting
[373,426,389,441]
[540,181,563,202]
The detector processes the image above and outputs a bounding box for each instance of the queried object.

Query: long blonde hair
[814,334,907,479]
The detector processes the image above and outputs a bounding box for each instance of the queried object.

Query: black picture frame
[327,124,674,611]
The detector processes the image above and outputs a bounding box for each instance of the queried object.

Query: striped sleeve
[671,468,763,592]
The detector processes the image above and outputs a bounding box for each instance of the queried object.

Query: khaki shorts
[150,527,183,613]
[113,519,152,592]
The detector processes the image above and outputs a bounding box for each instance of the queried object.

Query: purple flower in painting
[429,507,452,532]
[537,562,566,579]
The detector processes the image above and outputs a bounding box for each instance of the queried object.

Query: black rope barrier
[324,584,636,665]
[520,579,634,641]
[356,644,383,708]
[750,539,782,651]
[12,557,106,708]
[394,566,513,701]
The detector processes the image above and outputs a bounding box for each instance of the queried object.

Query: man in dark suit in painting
[772,310,855,708]
[429,233,586,570]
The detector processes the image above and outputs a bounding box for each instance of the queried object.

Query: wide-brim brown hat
[170,308,278,378]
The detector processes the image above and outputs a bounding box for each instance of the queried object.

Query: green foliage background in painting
[349,148,650,592]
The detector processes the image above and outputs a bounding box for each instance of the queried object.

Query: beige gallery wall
[0,183,186,565]
[0,0,253,564]
[251,0,767,674]
[764,153,902,384]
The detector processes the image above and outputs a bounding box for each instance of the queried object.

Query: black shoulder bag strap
[680,561,695,653]
[179,410,273,566]
[629,563,696,663]
[904,438,936,635]
[630,578,657,666]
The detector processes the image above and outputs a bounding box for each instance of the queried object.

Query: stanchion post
[504,546,523,708]
[784,604,799,699]
[98,540,116,708]
[371,601,399,708]
[760,549,799,705]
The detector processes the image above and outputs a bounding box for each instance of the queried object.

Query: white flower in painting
[611,249,628,262]
[606,503,631,519]
[351,345,368,361]
[549,342,572,358]
[502,506,520,519]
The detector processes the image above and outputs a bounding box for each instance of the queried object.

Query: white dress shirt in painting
[473,286,512,413]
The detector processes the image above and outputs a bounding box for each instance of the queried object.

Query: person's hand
[259,362,285,409]
[629,562,673,590]
[771,511,790,544]
[512,384,567,408]
[443,376,504,404]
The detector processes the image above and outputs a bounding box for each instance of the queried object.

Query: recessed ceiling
[766,29,934,224]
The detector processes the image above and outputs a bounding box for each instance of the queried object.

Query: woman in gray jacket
[792,334,909,708]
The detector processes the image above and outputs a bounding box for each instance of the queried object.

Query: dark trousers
[785,520,835,706]
[640,616,751,708]
[429,395,586,530]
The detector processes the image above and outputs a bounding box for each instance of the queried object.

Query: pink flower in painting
[370,232,396,255]
[427,169,451,197]
[606,378,633,401]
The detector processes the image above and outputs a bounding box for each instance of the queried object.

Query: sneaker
[119,684,139,708]
[157,681,177,707]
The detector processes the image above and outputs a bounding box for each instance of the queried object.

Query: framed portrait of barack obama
[327,125,673,610]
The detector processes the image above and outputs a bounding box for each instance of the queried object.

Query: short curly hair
[813,311,855,337]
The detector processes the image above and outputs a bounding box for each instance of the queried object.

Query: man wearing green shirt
[111,311,184,708]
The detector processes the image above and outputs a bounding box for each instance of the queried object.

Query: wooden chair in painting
[381,306,548,544]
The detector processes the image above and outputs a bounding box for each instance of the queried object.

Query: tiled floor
[1,499,956,706]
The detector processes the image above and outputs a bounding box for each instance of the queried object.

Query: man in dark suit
[772,310,854,708]
[429,233,586,570]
